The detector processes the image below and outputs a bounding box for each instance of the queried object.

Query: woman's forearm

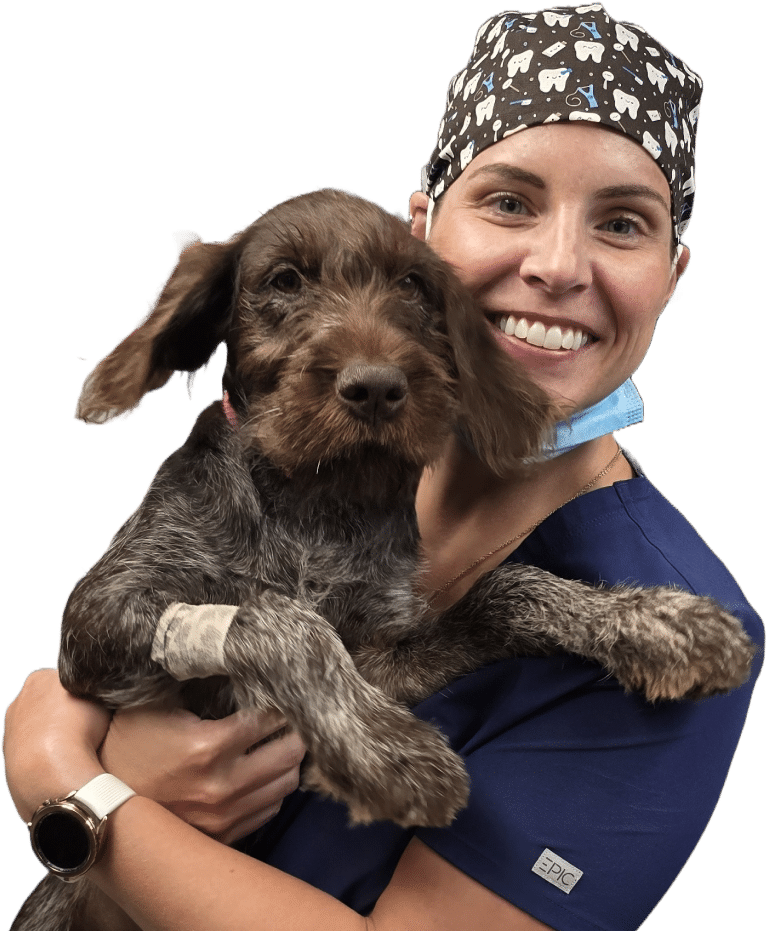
[6,675,551,931]
[94,795,369,931]
[5,672,362,931]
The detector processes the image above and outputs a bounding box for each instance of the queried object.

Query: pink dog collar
[222,391,239,429]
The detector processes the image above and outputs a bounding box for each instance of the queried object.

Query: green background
[0,0,767,931]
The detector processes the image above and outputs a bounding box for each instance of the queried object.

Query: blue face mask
[542,379,644,458]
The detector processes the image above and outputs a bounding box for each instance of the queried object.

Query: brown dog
[13,190,754,931]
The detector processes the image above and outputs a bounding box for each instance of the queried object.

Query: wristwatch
[28,773,135,881]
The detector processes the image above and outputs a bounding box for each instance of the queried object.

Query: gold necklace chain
[426,445,624,607]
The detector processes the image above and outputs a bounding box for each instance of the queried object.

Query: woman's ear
[662,245,691,310]
[675,245,691,278]
[409,191,429,242]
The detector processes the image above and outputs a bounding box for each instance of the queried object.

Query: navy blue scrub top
[243,473,763,931]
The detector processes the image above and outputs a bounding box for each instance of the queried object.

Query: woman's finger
[191,750,304,844]
[207,706,293,760]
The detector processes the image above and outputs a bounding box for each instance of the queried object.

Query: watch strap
[72,773,135,820]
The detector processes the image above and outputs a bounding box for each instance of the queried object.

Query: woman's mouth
[489,314,594,352]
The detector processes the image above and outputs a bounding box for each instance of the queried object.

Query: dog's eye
[399,273,424,297]
[270,269,302,293]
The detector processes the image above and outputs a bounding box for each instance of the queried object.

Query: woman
[4,6,763,931]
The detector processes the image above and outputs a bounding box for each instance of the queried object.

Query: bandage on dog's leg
[151,603,238,680]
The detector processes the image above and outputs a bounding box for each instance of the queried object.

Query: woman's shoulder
[515,469,763,643]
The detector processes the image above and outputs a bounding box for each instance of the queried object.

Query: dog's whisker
[243,407,282,430]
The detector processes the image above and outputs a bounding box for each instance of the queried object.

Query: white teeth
[527,322,546,346]
[492,315,590,351]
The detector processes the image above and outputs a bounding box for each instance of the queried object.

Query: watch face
[32,807,95,875]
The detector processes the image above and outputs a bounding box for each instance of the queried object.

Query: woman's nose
[519,213,591,294]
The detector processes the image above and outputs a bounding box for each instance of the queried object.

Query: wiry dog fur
[14,190,755,931]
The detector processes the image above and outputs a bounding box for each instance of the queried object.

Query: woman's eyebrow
[595,184,670,212]
[470,164,546,189]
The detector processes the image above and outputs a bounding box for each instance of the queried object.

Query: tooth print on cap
[421,4,702,245]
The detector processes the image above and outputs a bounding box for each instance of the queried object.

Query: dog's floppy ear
[440,274,559,475]
[77,238,241,423]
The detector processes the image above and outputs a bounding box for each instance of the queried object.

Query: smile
[490,314,594,352]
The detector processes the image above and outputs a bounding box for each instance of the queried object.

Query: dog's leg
[11,874,140,931]
[145,595,469,827]
[220,591,469,827]
[356,565,756,705]
[11,875,82,931]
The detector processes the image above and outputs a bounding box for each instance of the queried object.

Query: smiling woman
[1,3,765,931]
[413,125,688,414]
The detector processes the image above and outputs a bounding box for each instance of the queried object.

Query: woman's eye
[604,217,639,236]
[270,269,302,293]
[496,196,526,216]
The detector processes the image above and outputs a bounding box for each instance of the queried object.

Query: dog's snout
[337,364,408,423]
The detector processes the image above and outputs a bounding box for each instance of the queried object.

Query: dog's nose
[336,364,408,423]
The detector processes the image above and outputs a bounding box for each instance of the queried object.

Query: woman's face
[410,124,689,414]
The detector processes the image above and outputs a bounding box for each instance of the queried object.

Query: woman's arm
[97,802,553,931]
[5,670,553,931]
[2,667,306,845]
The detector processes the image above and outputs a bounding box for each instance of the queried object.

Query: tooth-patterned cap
[422,5,702,245]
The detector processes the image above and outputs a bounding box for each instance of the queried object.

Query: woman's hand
[4,669,307,846]
[4,668,109,821]
[100,703,306,845]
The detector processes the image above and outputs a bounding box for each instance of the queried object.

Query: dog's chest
[168,438,423,636]
[248,492,422,646]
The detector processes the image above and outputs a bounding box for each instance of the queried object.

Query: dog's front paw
[608,589,756,702]
[302,706,469,828]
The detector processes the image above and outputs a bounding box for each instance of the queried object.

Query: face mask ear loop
[672,242,684,271]
[425,196,436,241]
